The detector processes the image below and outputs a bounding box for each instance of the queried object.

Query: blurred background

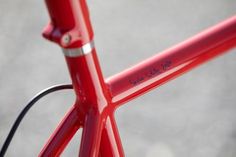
[0,0,236,156]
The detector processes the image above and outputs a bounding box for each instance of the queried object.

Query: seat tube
[41,0,123,156]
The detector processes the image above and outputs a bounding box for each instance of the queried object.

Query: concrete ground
[0,0,236,156]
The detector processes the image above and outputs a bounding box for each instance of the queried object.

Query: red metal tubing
[64,49,110,111]
[38,105,81,157]
[79,109,104,157]
[99,115,125,157]
[41,1,236,156]
[106,16,236,107]
[64,50,117,156]
[43,0,93,48]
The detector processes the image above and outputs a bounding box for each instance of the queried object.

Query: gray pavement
[0,0,236,156]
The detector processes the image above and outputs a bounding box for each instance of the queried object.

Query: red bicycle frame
[39,0,236,156]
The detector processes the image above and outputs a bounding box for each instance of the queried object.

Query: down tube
[106,16,236,106]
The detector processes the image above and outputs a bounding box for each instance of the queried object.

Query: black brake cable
[0,84,73,157]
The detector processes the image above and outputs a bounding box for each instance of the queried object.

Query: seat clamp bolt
[62,34,71,46]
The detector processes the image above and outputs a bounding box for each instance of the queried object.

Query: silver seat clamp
[63,40,95,57]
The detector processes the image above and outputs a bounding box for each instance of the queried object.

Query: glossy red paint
[39,105,81,156]
[99,116,125,156]
[106,16,236,106]
[40,0,236,156]
[39,48,125,156]
[65,50,113,157]
[43,0,93,48]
